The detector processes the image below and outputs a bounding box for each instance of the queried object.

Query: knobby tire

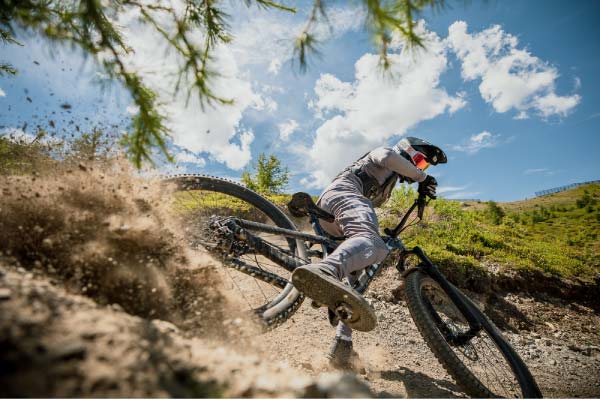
[162,174,307,329]
[405,270,542,398]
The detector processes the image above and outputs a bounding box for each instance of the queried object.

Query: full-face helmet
[395,137,447,170]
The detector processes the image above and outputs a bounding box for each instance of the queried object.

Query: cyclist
[292,136,446,369]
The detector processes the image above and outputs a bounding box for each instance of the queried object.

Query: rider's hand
[418,175,437,199]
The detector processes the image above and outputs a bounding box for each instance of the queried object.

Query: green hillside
[172,182,599,285]
[379,183,600,283]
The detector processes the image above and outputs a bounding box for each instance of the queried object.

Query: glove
[418,175,437,199]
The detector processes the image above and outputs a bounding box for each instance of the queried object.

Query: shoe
[327,337,363,372]
[292,264,377,332]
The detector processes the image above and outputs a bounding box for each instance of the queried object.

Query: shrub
[386,184,418,215]
[486,201,505,225]
[576,191,597,208]
[241,153,289,194]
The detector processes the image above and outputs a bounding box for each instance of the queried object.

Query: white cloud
[268,58,282,75]
[437,184,480,200]
[303,22,466,188]
[125,104,138,115]
[1,127,36,143]
[524,168,554,175]
[111,3,365,171]
[451,131,500,154]
[447,21,580,118]
[174,151,206,167]
[437,185,468,194]
[278,119,299,141]
[514,111,529,120]
[112,8,268,171]
[252,95,278,112]
[231,4,365,75]
[445,191,481,200]
[0,87,5,97]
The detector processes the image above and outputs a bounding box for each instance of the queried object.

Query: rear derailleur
[203,216,251,258]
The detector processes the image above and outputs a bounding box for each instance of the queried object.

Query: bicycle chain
[201,216,289,288]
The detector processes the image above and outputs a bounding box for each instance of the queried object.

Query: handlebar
[384,193,429,238]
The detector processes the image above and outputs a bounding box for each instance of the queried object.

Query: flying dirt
[0,159,599,397]
[0,159,372,397]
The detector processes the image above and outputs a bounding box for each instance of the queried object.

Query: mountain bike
[164,174,542,398]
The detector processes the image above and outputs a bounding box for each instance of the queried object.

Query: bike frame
[218,195,483,336]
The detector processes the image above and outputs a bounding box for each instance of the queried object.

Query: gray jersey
[348,146,427,207]
[362,146,427,184]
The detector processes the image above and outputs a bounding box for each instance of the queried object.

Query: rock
[51,340,87,361]
[300,362,314,371]
[549,359,557,366]
[152,319,178,334]
[568,344,583,353]
[0,287,11,300]
[302,372,372,398]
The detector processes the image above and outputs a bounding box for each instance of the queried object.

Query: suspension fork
[403,246,482,338]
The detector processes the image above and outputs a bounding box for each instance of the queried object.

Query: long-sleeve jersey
[343,146,427,207]
[362,147,427,185]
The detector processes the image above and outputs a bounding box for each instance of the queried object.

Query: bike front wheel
[404,270,542,398]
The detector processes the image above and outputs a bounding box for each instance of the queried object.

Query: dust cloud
[0,158,227,335]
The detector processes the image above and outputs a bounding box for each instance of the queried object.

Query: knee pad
[370,236,389,263]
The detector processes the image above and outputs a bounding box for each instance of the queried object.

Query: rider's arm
[369,147,427,183]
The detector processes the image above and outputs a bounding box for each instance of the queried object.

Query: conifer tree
[1,0,447,167]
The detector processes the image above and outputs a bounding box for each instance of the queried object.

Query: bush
[0,130,55,174]
[576,190,597,208]
[386,184,418,215]
[241,153,289,194]
[486,201,505,225]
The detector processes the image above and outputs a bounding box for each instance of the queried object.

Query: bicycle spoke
[223,263,254,310]
[170,184,295,316]
[421,282,524,397]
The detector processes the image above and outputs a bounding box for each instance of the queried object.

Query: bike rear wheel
[163,174,307,329]
[405,270,542,398]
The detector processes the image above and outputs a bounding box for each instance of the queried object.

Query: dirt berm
[1,166,599,397]
[0,263,374,397]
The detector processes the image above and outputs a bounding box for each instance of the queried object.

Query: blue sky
[1,0,599,201]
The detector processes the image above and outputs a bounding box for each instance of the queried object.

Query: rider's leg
[317,186,389,278]
[336,321,352,340]
[320,234,388,278]
[292,175,384,331]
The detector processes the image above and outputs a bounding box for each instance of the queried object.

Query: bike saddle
[287,192,335,223]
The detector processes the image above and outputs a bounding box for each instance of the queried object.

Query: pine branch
[294,0,447,72]
[243,0,297,13]
[293,0,327,72]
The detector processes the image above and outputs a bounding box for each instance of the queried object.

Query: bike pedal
[335,302,354,322]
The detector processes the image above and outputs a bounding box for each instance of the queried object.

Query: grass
[173,183,600,283]
[380,183,600,282]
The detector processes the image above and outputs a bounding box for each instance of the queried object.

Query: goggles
[412,152,430,171]
[396,139,431,171]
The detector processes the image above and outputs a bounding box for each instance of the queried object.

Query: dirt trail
[0,263,373,397]
[1,165,599,397]
[253,265,600,398]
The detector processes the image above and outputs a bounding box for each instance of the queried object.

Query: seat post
[309,213,332,258]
